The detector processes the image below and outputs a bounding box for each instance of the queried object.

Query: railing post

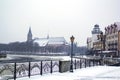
[59,61,60,72]
[14,62,16,80]
[28,61,31,78]
[99,60,101,65]
[93,59,95,66]
[75,59,76,69]
[50,60,53,73]
[85,59,86,68]
[80,59,81,69]
[89,60,91,67]
[40,61,42,75]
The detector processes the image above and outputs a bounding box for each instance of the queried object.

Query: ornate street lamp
[70,35,75,72]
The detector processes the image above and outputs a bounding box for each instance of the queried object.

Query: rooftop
[34,37,68,47]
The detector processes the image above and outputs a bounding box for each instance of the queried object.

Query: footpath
[12,66,120,80]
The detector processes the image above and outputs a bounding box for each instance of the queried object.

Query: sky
[0,0,120,46]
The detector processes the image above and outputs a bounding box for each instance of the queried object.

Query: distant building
[87,24,102,50]
[34,37,68,47]
[87,37,92,50]
[27,27,69,53]
[27,27,33,42]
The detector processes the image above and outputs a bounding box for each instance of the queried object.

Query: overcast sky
[0,0,120,46]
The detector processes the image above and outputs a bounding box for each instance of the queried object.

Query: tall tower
[27,27,32,42]
[91,24,101,48]
[92,24,101,41]
[92,24,101,34]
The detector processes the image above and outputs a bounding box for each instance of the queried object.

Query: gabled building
[105,22,120,57]
[33,37,69,53]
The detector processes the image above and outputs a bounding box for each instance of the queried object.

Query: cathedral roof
[34,37,67,47]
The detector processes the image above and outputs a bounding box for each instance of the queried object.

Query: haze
[0,0,120,46]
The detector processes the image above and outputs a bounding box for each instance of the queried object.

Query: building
[87,37,92,50]
[87,24,102,51]
[27,27,69,53]
[87,22,120,57]
[105,22,120,57]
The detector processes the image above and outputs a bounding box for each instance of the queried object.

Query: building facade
[105,22,120,57]
[87,22,120,57]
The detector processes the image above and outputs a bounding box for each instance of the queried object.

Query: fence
[0,58,101,80]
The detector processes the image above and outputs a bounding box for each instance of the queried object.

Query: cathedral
[27,27,69,53]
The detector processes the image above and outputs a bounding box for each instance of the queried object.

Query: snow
[34,39,48,47]
[34,37,67,47]
[12,66,120,80]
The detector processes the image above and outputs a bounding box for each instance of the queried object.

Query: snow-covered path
[13,66,120,80]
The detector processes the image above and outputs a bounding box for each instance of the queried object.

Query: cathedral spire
[27,27,33,42]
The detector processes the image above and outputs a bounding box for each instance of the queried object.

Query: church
[27,27,69,53]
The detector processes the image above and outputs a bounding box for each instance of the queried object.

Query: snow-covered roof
[34,39,48,47]
[48,37,66,45]
[34,37,67,47]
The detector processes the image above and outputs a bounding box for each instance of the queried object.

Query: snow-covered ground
[10,66,120,80]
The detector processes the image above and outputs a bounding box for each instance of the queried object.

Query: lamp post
[97,32,104,56]
[100,32,103,54]
[97,32,107,65]
[70,35,75,72]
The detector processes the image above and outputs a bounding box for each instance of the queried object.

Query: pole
[40,61,42,75]
[28,61,31,78]
[70,40,73,72]
[14,62,16,80]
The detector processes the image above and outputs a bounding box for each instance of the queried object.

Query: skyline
[0,0,120,46]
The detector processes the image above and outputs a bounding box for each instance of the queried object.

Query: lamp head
[70,35,75,42]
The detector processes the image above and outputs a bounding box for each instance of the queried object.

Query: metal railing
[0,60,59,80]
[0,58,102,80]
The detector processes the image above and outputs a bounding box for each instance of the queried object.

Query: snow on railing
[0,57,102,80]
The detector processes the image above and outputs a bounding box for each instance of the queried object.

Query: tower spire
[27,27,32,42]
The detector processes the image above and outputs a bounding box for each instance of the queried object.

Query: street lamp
[97,32,104,56]
[97,32,103,41]
[70,35,75,72]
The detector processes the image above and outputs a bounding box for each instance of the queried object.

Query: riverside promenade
[11,66,120,80]
[0,54,120,80]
